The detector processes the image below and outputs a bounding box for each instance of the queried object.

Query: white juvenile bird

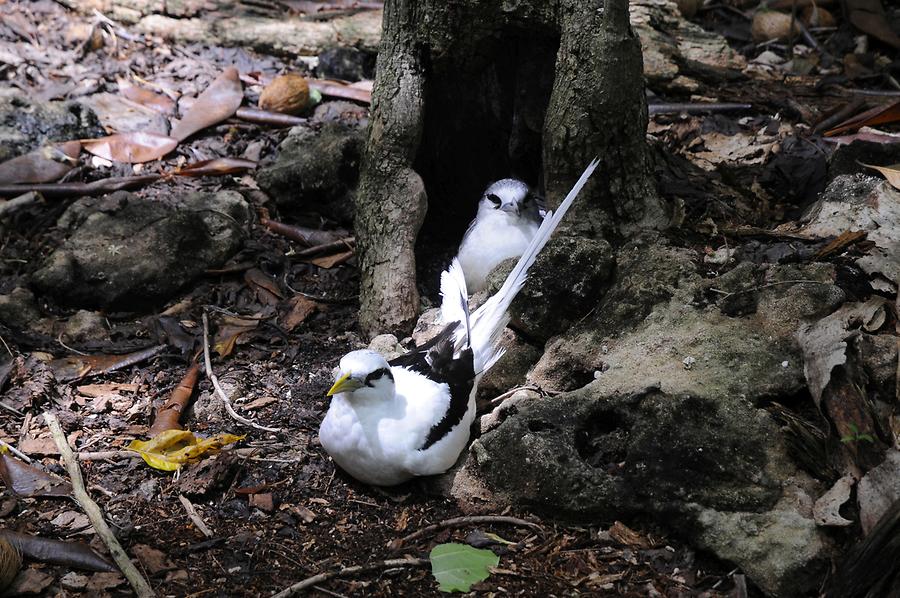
[319,159,600,486]
[456,178,547,293]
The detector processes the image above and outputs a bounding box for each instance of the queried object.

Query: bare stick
[77,450,140,461]
[0,438,32,463]
[390,515,542,551]
[43,411,155,598]
[202,312,280,433]
[271,558,428,598]
[178,494,214,538]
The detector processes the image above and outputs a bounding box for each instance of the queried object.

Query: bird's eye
[486,193,501,207]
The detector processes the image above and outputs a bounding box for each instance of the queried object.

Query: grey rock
[62,310,109,343]
[256,122,363,223]
[0,287,41,329]
[31,191,248,310]
[368,333,404,361]
[484,234,615,342]
[689,498,831,597]
[317,47,376,81]
[0,91,104,161]
[460,244,845,596]
[469,387,790,517]
[476,329,541,400]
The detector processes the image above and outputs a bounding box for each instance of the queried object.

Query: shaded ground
[0,0,898,596]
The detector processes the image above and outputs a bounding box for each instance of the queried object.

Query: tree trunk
[355,0,666,338]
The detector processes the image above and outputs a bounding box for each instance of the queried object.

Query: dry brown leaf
[0,141,81,184]
[813,475,855,527]
[0,450,72,497]
[825,100,900,137]
[0,531,116,573]
[306,249,354,269]
[82,132,177,164]
[608,521,649,548]
[50,345,166,382]
[847,0,900,49]
[280,295,318,331]
[76,383,140,398]
[212,316,259,358]
[117,78,176,114]
[174,157,257,177]
[171,67,243,142]
[797,298,890,406]
[861,162,900,190]
[244,268,284,305]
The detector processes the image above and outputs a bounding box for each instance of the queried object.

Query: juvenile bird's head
[327,350,395,401]
[477,179,544,222]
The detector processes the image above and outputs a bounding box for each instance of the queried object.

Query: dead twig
[270,558,428,597]
[389,515,543,552]
[202,311,280,433]
[0,439,32,463]
[293,238,355,258]
[43,411,156,598]
[77,450,140,461]
[648,103,752,115]
[178,494,214,537]
[709,279,833,300]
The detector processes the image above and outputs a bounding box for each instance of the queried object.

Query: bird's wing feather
[440,258,470,346]
[388,322,459,374]
[468,158,600,371]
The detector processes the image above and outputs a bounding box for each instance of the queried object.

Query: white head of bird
[477,178,543,222]
[327,350,394,402]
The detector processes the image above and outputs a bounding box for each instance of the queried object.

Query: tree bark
[355,0,666,337]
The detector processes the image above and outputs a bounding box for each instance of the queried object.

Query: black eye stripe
[364,368,394,386]
[486,193,501,206]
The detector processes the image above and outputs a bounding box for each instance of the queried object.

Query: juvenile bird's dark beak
[500,203,520,216]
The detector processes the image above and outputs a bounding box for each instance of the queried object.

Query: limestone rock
[31,191,248,310]
[256,122,363,223]
[0,287,41,329]
[476,329,541,400]
[0,91,103,162]
[485,235,615,342]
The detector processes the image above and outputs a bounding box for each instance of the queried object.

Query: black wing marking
[388,322,476,450]
[419,344,475,450]
[388,322,459,376]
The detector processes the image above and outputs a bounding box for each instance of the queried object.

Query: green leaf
[430,543,499,592]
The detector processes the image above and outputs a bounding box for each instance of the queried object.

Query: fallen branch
[0,175,162,199]
[389,515,543,552]
[178,494,214,538]
[202,312,280,433]
[648,102,751,115]
[259,218,350,247]
[43,411,155,598]
[77,450,139,461]
[271,558,428,597]
[294,237,355,258]
[0,439,32,463]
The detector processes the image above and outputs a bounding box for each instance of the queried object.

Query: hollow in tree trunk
[355,0,666,338]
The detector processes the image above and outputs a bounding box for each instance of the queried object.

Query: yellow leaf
[128,431,245,472]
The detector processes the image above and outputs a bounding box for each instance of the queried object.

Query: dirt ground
[1,0,898,596]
